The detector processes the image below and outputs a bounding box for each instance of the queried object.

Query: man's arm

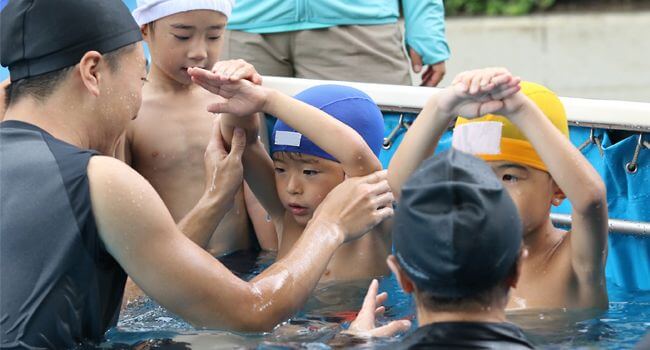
[88,156,393,331]
[506,95,608,285]
[402,0,450,86]
[175,119,248,247]
[216,110,286,222]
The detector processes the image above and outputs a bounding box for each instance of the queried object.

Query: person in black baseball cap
[0,1,395,348]
[349,149,534,348]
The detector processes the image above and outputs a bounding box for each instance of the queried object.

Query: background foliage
[444,0,557,16]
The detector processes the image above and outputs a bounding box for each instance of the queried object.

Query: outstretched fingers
[358,279,380,319]
[366,320,412,337]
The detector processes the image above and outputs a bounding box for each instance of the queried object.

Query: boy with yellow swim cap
[388,67,608,311]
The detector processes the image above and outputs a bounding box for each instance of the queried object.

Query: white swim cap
[132,0,235,26]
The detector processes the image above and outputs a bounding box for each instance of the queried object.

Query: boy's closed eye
[274,167,285,174]
[172,34,190,41]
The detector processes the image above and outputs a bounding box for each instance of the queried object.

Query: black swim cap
[393,149,522,298]
[1,0,142,82]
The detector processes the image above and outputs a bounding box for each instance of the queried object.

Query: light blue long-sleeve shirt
[227,0,450,65]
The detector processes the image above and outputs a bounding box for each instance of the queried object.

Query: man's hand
[436,67,522,119]
[312,170,394,243]
[203,117,246,202]
[344,279,411,337]
[408,48,446,87]
[210,59,263,85]
[189,67,269,117]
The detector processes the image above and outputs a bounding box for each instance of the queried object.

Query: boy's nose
[286,175,303,195]
[188,40,208,63]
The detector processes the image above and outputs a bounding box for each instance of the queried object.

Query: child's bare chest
[131,101,214,175]
[508,246,575,310]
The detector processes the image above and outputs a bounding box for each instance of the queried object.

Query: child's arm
[189,67,381,177]
[503,93,608,285]
[262,90,382,176]
[388,68,520,198]
[200,61,286,229]
[244,183,278,251]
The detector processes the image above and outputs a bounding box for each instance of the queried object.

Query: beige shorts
[221,23,412,85]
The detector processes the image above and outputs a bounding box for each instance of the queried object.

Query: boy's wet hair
[416,259,518,312]
[6,44,137,106]
[272,151,318,162]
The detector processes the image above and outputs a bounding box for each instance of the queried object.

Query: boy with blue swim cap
[388,67,609,312]
[192,75,395,283]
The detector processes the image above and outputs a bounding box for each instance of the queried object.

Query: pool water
[100,250,650,349]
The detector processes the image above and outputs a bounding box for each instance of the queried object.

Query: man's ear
[387,255,415,294]
[551,180,567,207]
[78,51,103,97]
[141,24,151,41]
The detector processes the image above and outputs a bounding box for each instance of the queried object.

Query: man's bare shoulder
[87,155,143,185]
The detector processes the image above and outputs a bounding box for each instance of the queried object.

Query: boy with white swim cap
[121,0,277,303]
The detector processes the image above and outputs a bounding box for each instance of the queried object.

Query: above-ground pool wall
[378,112,650,292]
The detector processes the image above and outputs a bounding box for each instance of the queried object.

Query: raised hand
[210,59,263,85]
[344,279,411,337]
[188,67,269,117]
[312,170,394,243]
[203,117,246,202]
[436,67,522,119]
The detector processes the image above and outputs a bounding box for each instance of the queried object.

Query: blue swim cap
[271,85,384,162]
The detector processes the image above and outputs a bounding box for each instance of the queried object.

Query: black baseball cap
[1,0,142,82]
[393,149,523,298]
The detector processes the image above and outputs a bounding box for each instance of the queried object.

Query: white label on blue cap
[452,121,502,155]
[275,131,302,147]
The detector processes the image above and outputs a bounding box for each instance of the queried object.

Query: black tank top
[1,121,126,349]
[399,321,535,349]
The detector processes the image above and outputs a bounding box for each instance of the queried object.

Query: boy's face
[488,161,559,236]
[144,10,227,85]
[273,152,345,226]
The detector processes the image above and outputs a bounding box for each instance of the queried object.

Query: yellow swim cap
[453,81,569,172]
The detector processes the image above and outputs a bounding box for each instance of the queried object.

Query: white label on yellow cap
[452,121,502,155]
[275,131,302,147]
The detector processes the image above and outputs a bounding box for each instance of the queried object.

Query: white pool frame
[263,76,650,132]
[263,76,650,236]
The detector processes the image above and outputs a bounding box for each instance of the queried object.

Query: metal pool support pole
[551,213,650,236]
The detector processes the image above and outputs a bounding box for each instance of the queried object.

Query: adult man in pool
[0,0,394,348]
[348,150,534,348]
